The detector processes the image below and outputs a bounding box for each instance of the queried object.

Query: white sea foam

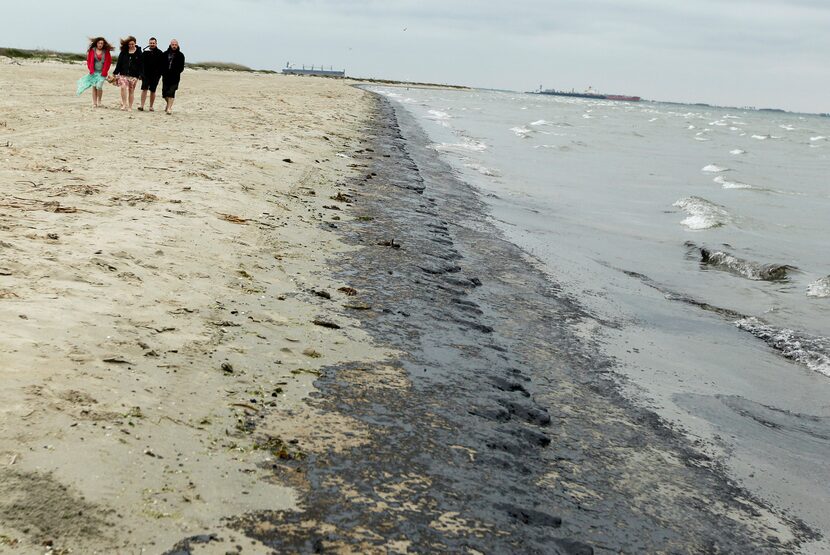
[807,276,830,298]
[426,110,452,121]
[751,134,781,140]
[702,164,729,173]
[779,124,796,131]
[648,117,658,122]
[582,114,593,119]
[429,138,488,153]
[735,317,830,377]
[688,125,696,130]
[529,120,549,126]
[673,196,730,229]
[694,137,711,142]
[810,136,827,142]
[464,163,501,177]
[714,175,752,189]
[730,149,746,155]
[510,126,534,138]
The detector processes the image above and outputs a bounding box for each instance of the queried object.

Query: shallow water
[372,86,830,549]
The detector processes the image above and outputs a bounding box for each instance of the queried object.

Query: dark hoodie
[141,46,166,79]
[114,47,143,78]
[164,48,185,80]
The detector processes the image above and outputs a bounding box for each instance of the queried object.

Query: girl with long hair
[76,37,113,107]
[113,36,143,111]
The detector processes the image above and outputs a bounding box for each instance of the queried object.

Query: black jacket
[114,48,143,78]
[141,47,166,79]
[164,49,185,79]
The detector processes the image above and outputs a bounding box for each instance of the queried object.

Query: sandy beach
[0,58,820,554]
[0,59,392,552]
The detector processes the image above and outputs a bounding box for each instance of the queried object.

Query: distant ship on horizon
[532,86,641,102]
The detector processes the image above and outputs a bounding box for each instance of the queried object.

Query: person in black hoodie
[139,37,166,112]
[161,39,185,115]
[113,36,143,111]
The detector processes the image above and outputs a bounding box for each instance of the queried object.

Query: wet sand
[0,59,819,553]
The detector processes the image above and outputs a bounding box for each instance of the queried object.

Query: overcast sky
[3,0,829,112]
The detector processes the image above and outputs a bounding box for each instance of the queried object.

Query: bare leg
[128,85,136,111]
[149,91,156,110]
[91,87,98,107]
[166,97,175,114]
[120,86,128,110]
[96,88,103,107]
[140,89,148,109]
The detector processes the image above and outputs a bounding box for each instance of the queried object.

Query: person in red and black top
[113,36,143,111]
[161,39,185,115]
[76,37,113,108]
[139,37,166,112]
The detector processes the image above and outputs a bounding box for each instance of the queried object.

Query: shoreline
[227,91,815,551]
[0,59,817,552]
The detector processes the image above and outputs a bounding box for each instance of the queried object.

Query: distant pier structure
[281,63,345,78]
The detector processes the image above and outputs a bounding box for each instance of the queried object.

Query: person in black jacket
[139,37,166,112]
[161,39,185,115]
[113,36,143,111]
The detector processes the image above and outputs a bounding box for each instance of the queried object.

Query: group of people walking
[77,36,185,114]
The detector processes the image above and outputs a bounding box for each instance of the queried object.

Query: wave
[751,134,781,140]
[779,124,796,131]
[426,110,452,121]
[464,163,501,177]
[729,149,746,155]
[713,175,753,189]
[429,138,488,153]
[807,276,830,298]
[510,126,534,138]
[529,120,549,126]
[736,317,830,377]
[702,164,729,173]
[616,266,830,378]
[699,248,794,281]
[810,136,827,142]
[673,197,730,230]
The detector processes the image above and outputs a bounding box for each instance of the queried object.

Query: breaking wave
[713,176,753,190]
[699,248,793,281]
[464,163,501,177]
[807,276,830,298]
[673,196,730,230]
[429,138,488,153]
[702,164,729,173]
[735,317,830,377]
[730,149,746,155]
[510,126,534,138]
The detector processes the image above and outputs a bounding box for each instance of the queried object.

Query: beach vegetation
[0,47,85,63]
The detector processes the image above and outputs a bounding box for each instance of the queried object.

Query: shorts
[117,75,139,90]
[141,74,161,92]
[162,76,180,99]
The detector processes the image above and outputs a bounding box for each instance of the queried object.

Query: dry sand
[0,59,393,552]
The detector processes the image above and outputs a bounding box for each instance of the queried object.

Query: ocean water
[372,86,830,548]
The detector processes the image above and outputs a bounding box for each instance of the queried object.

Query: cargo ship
[532,86,641,102]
